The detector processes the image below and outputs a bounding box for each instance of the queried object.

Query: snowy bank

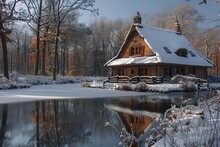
[0,74,106,90]
[147,94,220,147]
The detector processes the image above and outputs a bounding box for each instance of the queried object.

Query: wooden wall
[112,65,207,79]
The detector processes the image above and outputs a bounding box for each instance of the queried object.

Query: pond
[0,91,212,147]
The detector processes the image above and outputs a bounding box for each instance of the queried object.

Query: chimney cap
[134,11,141,18]
[133,11,142,26]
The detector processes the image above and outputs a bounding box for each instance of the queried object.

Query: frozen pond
[0,90,211,147]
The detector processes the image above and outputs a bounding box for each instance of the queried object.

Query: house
[104,12,214,79]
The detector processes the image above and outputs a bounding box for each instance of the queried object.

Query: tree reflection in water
[0,92,200,146]
[0,98,123,146]
[0,104,8,147]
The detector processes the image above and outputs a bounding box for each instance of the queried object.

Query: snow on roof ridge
[136,24,177,34]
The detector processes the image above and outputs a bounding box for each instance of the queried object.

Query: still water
[0,91,210,147]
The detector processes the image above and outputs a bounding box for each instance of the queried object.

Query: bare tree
[197,29,220,58]
[50,0,98,80]
[90,18,129,76]
[24,0,52,76]
[186,0,219,4]
[0,0,24,79]
[151,4,204,45]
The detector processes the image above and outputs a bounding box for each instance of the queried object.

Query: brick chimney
[133,11,141,24]
[174,21,181,35]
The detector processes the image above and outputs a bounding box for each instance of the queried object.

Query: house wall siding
[112,66,207,79]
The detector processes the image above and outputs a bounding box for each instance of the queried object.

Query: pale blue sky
[79,0,220,29]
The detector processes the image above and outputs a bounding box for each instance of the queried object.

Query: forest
[0,0,220,80]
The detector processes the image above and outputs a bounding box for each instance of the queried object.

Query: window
[118,68,124,76]
[131,69,134,75]
[131,47,135,56]
[175,48,188,57]
[138,47,142,54]
[130,46,143,56]
[138,68,148,76]
[193,67,196,75]
[130,116,134,124]
[163,47,172,54]
[188,51,196,57]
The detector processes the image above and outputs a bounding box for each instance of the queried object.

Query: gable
[118,27,154,58]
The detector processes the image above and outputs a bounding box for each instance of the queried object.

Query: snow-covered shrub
[171,74,206,84]
[180,81,196,92]
[0,76,8,83]
[90,80,103,88]
[135,82,148,92]
[82,82,91,87]
[105,122,139,147]
[116,84,131,91]
[82,80,103,88]
[148,96,220,147]
[10,72,19,82]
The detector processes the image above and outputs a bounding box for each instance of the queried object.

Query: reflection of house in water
[105,93,199,138]
[119,110,153,138]
[105,104,157,138]
[116,96,171,112]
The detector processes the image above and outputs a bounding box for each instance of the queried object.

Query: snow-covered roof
[107,55,159,66]
[105,25,214,67]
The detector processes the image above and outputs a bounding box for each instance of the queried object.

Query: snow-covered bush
[0,75,105,90]
[180,81,196,92]
[171,74,206,84]
[82,80,103,88]
[105,122,139,147]
[10,72,19,82]
[82,81,91,87]
[0,74,31,90]
[135,82,148,92]
[0,76,8,83]
[148,95,220,147]
[116,84,131,91]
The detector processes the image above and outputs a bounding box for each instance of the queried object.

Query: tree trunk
[24,32,27,74]
[61,47,65,75]
[42,25,50,76]
[0,9,9,79]
[16,39,20,72]
[10,52,12,73]
[66,48,69,74]
[53,25,60,80]
[34,0,43,75]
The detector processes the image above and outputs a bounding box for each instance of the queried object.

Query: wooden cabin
[105,12,214,79]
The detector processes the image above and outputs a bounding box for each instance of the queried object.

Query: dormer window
[163,47,172,54]
[175,48,188,57]
[188,51,196,57]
